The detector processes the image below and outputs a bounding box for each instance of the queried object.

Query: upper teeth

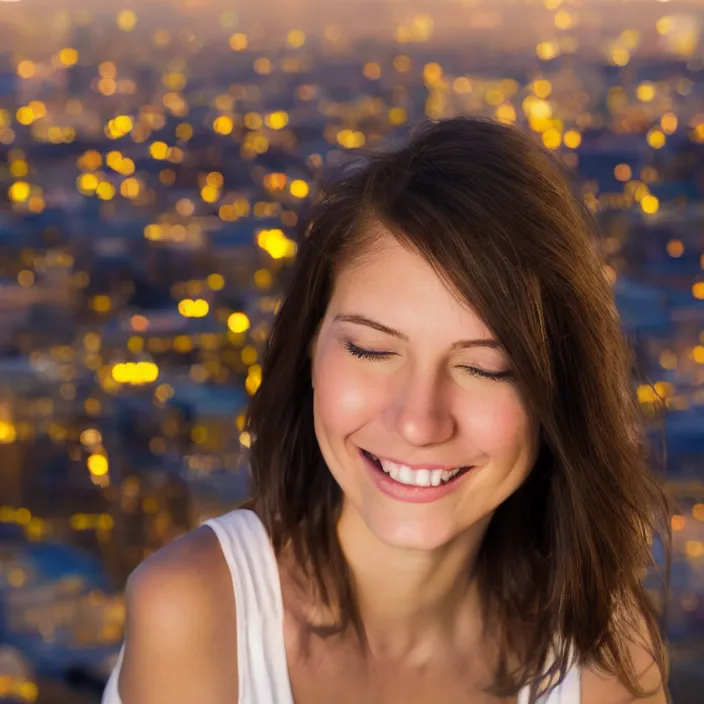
[371,454,463,487]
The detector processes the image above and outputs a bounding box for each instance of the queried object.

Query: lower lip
[360,450,472,504]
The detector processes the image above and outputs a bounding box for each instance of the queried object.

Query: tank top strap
[201,509,294,704]
[517,647,581,704]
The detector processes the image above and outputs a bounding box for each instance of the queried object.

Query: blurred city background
[0,0,702,701]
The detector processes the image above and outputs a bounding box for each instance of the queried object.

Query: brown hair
[246,116,671,701]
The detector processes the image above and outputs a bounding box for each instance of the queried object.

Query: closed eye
[344,340,396,361]
[458,366,514,381]
[345,341,514,381]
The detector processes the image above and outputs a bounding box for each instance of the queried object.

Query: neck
[336,503,492,665]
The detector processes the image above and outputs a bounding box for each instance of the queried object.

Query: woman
[103,117,671,703]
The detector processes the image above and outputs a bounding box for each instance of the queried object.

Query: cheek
[313,347,378,435]
[462,389,537,459]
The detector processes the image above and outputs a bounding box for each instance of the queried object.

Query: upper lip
[362,448,468,472]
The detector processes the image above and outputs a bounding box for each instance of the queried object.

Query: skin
[117,230,667,703]
[309,230,541,665]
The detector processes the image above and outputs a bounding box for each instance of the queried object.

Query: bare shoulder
[117,524,238,703]
[581,615,668,704]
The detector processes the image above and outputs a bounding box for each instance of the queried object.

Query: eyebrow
[333,314,503,350]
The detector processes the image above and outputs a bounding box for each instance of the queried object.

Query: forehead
[330,231,493,338]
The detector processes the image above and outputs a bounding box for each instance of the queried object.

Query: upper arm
[581,618,668,704]
[117,526,238,704]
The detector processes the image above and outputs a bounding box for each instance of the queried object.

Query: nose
[384,366,456,447]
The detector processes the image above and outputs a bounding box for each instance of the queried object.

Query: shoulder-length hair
[246,116,671,701]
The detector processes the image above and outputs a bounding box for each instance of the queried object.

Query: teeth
[377,458,463,487]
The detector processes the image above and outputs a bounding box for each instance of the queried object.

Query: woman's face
[311,231,541,551]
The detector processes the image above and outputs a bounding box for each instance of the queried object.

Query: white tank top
[102,509,581,703]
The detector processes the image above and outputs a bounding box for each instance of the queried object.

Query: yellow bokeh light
[17,270,34,287]
[685,541,704,559]
[244,112,263,130]
[542,128,562,149]
[265,111,289,130]
[79,150,102,170]
[9,181,30,202]
[452,77,472,94]
[563,130,581,149]
[660,112,678,134]
[207,273,225,290]
[393,55,412,73]
[149,141,170,159]
[612,47,630,66]
[666,239,684,258]
[254,57,272,75]
[201,184,220,203]
[16,106,35,125]
[112,361,159,385]
[108,114,133,138]
[287,29,306,48]
[176,122,193,140]
[523,97,552,120]
[59,47,79,66]
[10,160,28,178]
[656,17,672,35]
[117,10,137,32]
[554,10,573,30]
[178,299,210,318]
[647,129,666,149]
[336,129,365,149]
[496,104,516,125]
[693,282,704,300]
[96,181,116,200]
[213,116,234,135]
[640,195,659,214]
[246,364,262,395]
[98,77,117,95]
[87,454,109,476]
[229,33,248,51]
[257,228,296,259]
[536,42,558,60]
[389,107,408,125]
[28,195,44,213]
[363,62,381,80]
[17,60,36,79]
[290,179,309,198]
[254,268,272,289]
[621,29,640,49]
[29,101,46,117]
[241,345,258,365]
[614,164,632,181]
[228,312,250,333]
[533,79,552,99]
[120,177,141,199]
[423,62,443,84]
[0,421,17,444]
[99,61,117,78]
[636,82,655,102]
[77,172,99,194]
[117,157,135,175]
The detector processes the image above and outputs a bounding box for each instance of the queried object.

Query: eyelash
[343,341,514,381]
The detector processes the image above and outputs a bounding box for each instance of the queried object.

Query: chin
[363,510,462,552]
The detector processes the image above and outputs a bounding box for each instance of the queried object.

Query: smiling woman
[105,117,671,704]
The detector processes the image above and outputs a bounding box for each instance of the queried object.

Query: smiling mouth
[361,449,471,488]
